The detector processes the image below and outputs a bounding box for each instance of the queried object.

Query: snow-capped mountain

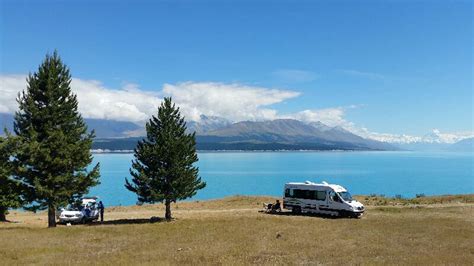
[378,129,474,151]
[186,115,232,134]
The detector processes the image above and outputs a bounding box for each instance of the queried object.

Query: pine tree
[0,135,22,222]
[12,51,100,227]
[125,97,205,220]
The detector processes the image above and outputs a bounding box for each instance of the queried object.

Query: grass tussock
[1,195,473,265]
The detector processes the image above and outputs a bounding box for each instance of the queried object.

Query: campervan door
[327,189,345,211]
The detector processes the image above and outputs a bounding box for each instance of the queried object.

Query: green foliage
[11,51,100,223]
[125,97,205,217]
[0,135,23,220]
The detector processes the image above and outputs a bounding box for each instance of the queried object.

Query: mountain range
[0,113,141,138]
[445,137,474,152]
[1,112,471,151]
[195,119,394,150]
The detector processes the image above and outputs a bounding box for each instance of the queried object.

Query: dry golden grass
[1,195,473,265]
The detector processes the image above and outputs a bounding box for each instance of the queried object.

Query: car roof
[82,198,98,204]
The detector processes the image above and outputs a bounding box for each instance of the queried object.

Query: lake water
[88,151,474,206]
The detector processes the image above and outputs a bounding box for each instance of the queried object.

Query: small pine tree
[125,97,205,220]
[0,135,22,222]
[12,51,100,227]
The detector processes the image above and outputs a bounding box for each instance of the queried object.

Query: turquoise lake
[89,151,474,206]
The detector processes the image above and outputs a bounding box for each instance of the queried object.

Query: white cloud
[272,69,319,83]
[286,107,354,128]
[0,74,162,122]
[162,82,300,122]
[0,74,25,113]
[0,75,299,123]
[283,105,368,132]
[71,78,161,122]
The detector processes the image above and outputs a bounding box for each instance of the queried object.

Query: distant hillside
[200,119,394,151]
[92,119,395,151]
[84,119,142,138]
[0,113,142,138]
[3,112,395,151]
[395,142,451,151]
[446,138,474,152]
[92,137,372,151]
[0,113,14,132]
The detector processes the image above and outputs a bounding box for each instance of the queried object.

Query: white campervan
[283,181,364,217]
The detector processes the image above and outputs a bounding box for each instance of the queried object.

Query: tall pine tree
[12,51,100,227]
[125,97,205,220]
[0,135,22,222]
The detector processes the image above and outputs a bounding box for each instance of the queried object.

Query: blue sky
[0,0,472,139]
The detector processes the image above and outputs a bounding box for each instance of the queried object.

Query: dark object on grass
[150,216,162,223]
[98,201,104,222]
[264,200,282,213]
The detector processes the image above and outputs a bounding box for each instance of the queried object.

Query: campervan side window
[289,189,326,201]
[293,189,308,199]
[315,191,326,201]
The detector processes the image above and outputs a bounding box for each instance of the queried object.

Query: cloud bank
[0,74,471,144]
[0,75,162,122]
[163,82,300,122]
[0,75,300,123]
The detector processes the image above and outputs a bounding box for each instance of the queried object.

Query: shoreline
[9,193,474,211]
[90,149,472,154]
[91,149,385,153]
[111,193,474,209]
[90,149,427,154]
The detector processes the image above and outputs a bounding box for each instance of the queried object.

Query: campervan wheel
[292,206,301,214]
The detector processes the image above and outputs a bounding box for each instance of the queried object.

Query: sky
[0,0,472,143]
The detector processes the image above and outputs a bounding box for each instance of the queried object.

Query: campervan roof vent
[322,181,329,185]
[305,180,313,184]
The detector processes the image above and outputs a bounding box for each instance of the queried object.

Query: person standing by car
[98,201,105,222]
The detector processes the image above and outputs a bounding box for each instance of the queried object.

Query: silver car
[58,197,100,224]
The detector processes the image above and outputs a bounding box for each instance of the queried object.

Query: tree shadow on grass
[0,226,33,231]
[86,217,167,226]
[261,210,357,219]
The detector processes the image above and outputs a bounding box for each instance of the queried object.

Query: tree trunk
[165,199,172,221]
[0,207,6,222]
[48,204,56,228]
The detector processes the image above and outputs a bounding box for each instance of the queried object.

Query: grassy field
[1,195,473,265]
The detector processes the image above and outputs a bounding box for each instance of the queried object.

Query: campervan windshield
[338,192,353,202]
